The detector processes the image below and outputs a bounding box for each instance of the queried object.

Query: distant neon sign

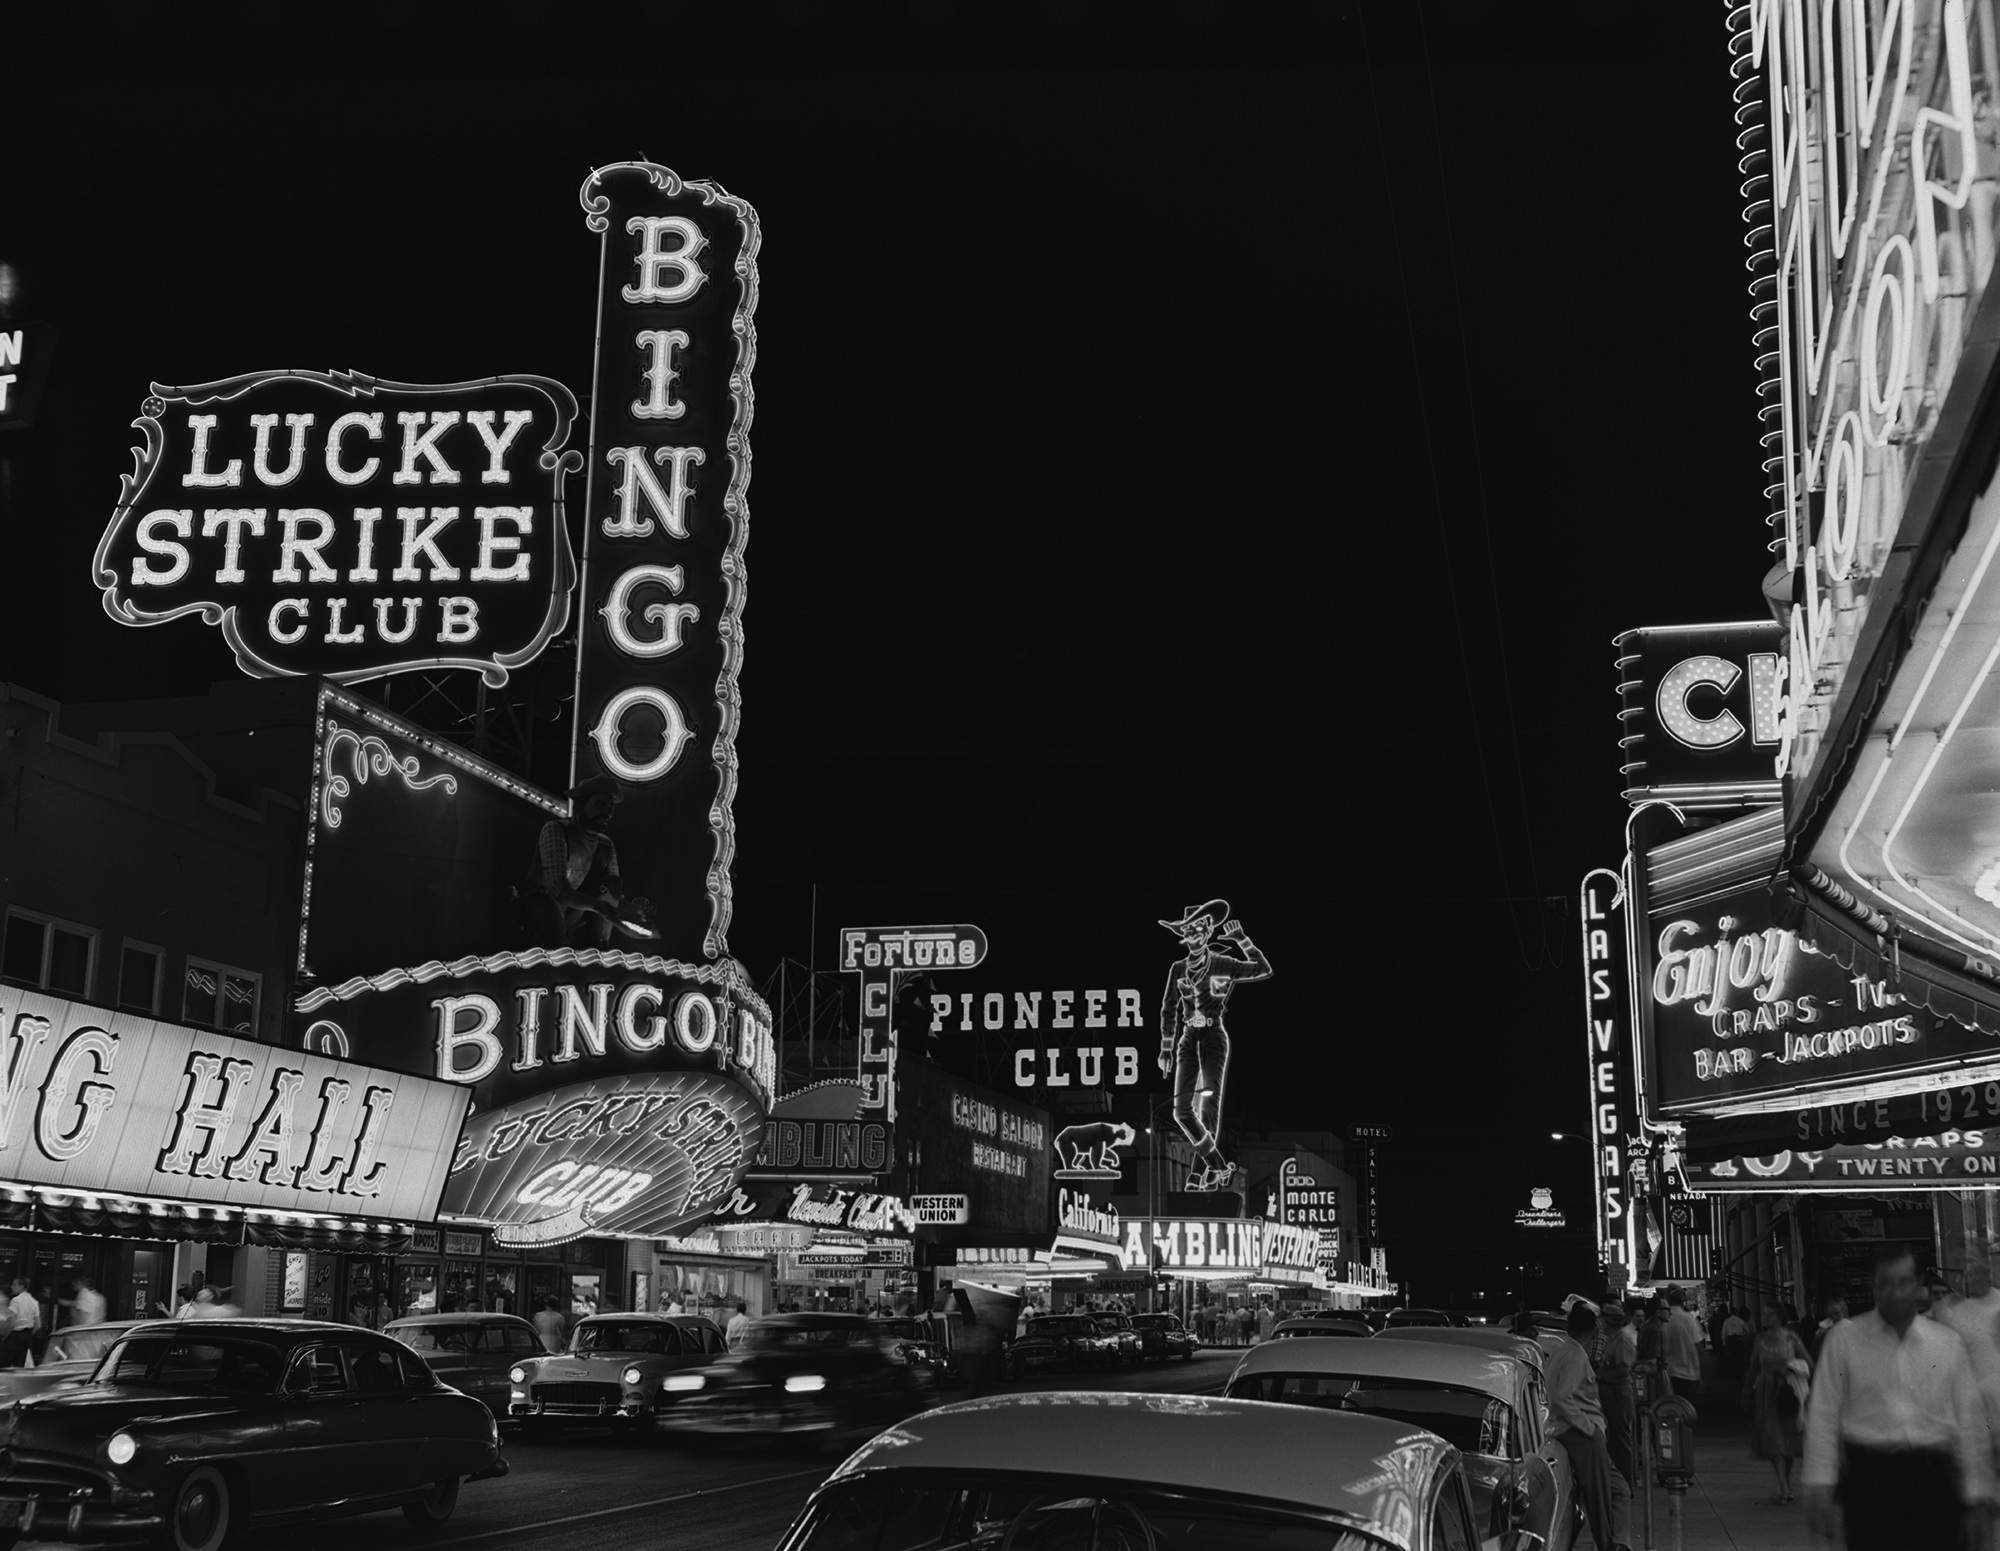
[840,923,987,1123]
[93,370,581,685]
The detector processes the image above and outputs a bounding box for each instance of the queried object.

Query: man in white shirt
[1804,1245,1996,1548]
[726,1301,751,1351]
[3,1280,38,1368]
[1942,1258,2000,1503]
[1661,1286,1703,1399]
[66,1278,107,1330]
[1546,1302,1632,1551]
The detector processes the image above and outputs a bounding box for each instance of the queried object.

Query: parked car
[0,1319,504,1551]
[776,1392,1490,1550]
[1225,1327,1579,1551]
[1384,1307,1452,1327]
[1005,1314,1115,1377]
[1272,1317,1372,1339]
[0,1322,144,1405]
[1129,1312,1197,1360]
[384,1311,545,1418]
[1374,1324,1548,1378]
[1088,1311,1145,1365]
[507,1312,724,1435]
[655,1313,932,1441]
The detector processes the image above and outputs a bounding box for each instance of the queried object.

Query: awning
[1794,875,2000,1040]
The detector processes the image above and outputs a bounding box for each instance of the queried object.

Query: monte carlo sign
[94,371,581,685]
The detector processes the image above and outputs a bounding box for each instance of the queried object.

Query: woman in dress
[1742,1302,1811,1503]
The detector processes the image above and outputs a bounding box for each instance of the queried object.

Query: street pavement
[23,1349,1242,1551]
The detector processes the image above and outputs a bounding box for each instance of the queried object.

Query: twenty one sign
[0,989,464,1221]
[93,371,580,686]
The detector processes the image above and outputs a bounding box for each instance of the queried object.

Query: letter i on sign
[570,163,761,962]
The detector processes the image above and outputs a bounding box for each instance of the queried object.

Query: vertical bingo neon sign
[1580,867,1641,1276]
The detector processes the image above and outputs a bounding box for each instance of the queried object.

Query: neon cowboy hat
[1159,899,1231,936]
[568,775,626,804]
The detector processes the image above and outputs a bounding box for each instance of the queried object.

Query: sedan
[384,1312,545,1418]
[508,1313,724,1435]
[1128,1312,1197,1360]
[0,1322,143,1405]
[867,1317,957,1384]
[777,1392,1489,1550]
[0,1319,504,1551]
[1271,1317,1372,1339]
[1088,1312,1145,1366]
[1225,1329,1579,1551]
[1005,1315,1113,1377]
[656,1314,931,1441]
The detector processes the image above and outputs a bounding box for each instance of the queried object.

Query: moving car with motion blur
[656,1312,932,1441]
[1225,1329,1578,1551]
[868,1316,957,1384]
[775,1392,1492,1550]
[384,1311,545,1418]
[0,1323,143,1405]
[1129,1312,1198,1360]
[507,1312,724,1435]
[0,1320,505,1551]
[1004,1314,1118,1377]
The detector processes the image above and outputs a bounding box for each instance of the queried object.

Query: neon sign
[1158,900,1271,1191]
[1514,1189,1566,1229]
[1614,624,1783,808]
[568,163,759,963]
[840,924,987,1122]
[910,1193,970,1225]
[93,370,580,685]
[0,988,462,1222]
[1581,867,1641,1277]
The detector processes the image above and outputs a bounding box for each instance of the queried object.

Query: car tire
[401,1476,459,1531]
[161,1466,232,1551]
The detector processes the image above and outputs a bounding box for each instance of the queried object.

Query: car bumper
[509,1398,652,1421]
[0,1490,159,1543]
[656,1399,833,1435]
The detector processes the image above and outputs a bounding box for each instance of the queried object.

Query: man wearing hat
[1157,899,1271,1192]
[526,775,628,948]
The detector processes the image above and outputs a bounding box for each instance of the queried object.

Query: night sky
[1,4,1762,1300]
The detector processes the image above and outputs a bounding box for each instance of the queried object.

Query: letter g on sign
[589,686,693,783]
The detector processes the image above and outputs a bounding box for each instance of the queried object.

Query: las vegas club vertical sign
[1581,867,1641,1278]
[571,164,760,961]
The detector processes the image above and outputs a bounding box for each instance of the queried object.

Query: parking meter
[1651,1395,1697,1483]
[1632,1359,1662,1408]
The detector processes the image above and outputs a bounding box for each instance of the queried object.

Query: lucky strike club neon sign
[94,371,580,686]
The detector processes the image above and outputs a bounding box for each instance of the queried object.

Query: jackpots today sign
[93,371,581,686]
[0,988,464,1221]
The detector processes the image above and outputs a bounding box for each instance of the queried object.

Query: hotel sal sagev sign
[93,371,581,686]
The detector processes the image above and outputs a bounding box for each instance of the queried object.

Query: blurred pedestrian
[1636,1298,1667,1365]
[726,1301,751,1351]
[1548,1301,1631,1551]
[1803,1245,1995,1549]
[1591,1303,1637,1488]
[64,1277,105,1330]
[1810,1294,1848,1363]
[2,1279,39,1368]
[1743,1303,1810,1505]
[1721,1305,1750,1381]
[1941,1257,2000,1527]
[532,1296,567,1353]
[1663,1287,1703,1399]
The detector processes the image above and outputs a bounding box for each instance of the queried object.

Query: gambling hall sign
[94,371,581,685]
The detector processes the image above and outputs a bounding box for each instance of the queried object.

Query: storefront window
[398,1261,437,1318]
[443,1260,483,1312]
[484,1264,518,1315]
[571,1273,602,1319]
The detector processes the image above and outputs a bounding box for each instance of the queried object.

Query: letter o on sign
[588,686,693,783]
[675,991,717,1054]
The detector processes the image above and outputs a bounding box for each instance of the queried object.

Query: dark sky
[0,3,1764,1290]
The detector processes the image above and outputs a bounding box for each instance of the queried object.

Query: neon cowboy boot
[1185,1165,1213,1190]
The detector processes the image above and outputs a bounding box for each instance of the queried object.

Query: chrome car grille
[531,1382,623,1408]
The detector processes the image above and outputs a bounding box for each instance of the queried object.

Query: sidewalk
[1620,1402,1816,1551]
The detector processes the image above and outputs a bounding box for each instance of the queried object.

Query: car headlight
[107,1432,137,1466]
[509,1365,528,1384]
[663,1373,705,1392]
[622,1366,644,1386]
[784,1374,826,1394]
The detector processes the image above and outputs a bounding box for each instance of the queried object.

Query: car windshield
[574,1321,681,1355]
[91,1335,284,1395]
[1226,1373,1520,1458]
[873,1319,925,1339]
[790,1475,1390,1551]
[1024,1318,1094,1338]
[745,1323,861,1350]
[1130,1316,1177,1331]
[45,1327,124,1365]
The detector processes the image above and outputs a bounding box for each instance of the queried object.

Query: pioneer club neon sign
[94,371,581,685]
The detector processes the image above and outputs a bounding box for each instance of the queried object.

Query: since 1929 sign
[94,370,581,685]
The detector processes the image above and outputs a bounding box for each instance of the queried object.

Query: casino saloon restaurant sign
[1109,1217,1323,1285]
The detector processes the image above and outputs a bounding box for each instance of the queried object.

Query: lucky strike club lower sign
[0,989,463,1221]
[94,371,580,687]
